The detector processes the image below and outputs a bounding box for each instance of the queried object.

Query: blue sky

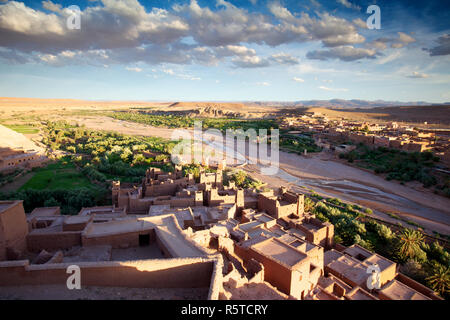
[0,0,449,102]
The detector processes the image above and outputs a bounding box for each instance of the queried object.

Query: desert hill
[299,105,450,127]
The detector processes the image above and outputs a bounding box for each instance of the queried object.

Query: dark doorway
[139,234,150,246]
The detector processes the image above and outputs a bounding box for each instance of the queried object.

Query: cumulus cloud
[232,55,270,68]
[352,18,367,29]
[307,46,377,62]
[390,32,415,48]
[424,34,450,56]
[336,0,361,10]
[293,77,305,83]
[368,40,387,50]
[268,53,299,65]
[42,0,62,13]
[0,0,372,66]
[398,32,415,44]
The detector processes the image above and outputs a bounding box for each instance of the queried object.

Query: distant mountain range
[246,99,450,109]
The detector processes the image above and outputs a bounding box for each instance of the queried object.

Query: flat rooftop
[251,238,308,268]
[84,219,155,237]
[29,207,60,217]
[380,280,430,300]
[345,287,377,300]
[0,200,21,214]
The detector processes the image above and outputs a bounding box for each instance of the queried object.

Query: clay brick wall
[389,140,403,149]
[0,227,5,261]
[0,201,28,259]
[348,133,374,145]
[145,183,179,197]
[128,198,153,213]
[0,259,214,289]
[374,136,390,147]
[26,232,81,252]
[257,194,278,217]
[395,273,442,300]
[245,247,293,296]
[378,262,397,289]
[207,188,236,207]
[153,197,196,207]
[82,229,155,249]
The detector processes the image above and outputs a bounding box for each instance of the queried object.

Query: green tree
[44,197,60,207]
[232,171,247,187]
[426,265,449,297]
[398,229,425,260]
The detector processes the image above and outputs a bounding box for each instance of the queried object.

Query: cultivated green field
[20,161,94,191]
[4,124,39,134]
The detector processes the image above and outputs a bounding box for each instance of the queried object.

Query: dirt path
[0,172,34,193]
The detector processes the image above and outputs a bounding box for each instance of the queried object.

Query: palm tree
[398,229,424,260]
[426,266,449,296]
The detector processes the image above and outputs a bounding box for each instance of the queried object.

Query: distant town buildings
[280,113,449,163]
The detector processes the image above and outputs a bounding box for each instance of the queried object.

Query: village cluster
[0,159,443,300]
[280,112,450,164]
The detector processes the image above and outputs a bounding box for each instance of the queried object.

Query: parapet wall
[82,229,155,249]
[27,231,81,253]
[0,258,216,291]
[396,273,443,300]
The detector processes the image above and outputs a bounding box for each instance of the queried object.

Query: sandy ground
[45,115,450,235]
[0,284,209,300]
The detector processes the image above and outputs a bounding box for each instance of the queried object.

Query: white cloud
[307,46,376,62]
[293,77,305,83]
[162,68,175,75]
[319,85,348,92]
[232,55,270,68]
[352,18,367,29]
[336,0,361,10]
[269,53,299,65]
[376,50,402,65]
[42,1,62,13]
[126,66,143,72]
[407,71,429,79]
[0,0,378,66]
[398,32,415,44]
